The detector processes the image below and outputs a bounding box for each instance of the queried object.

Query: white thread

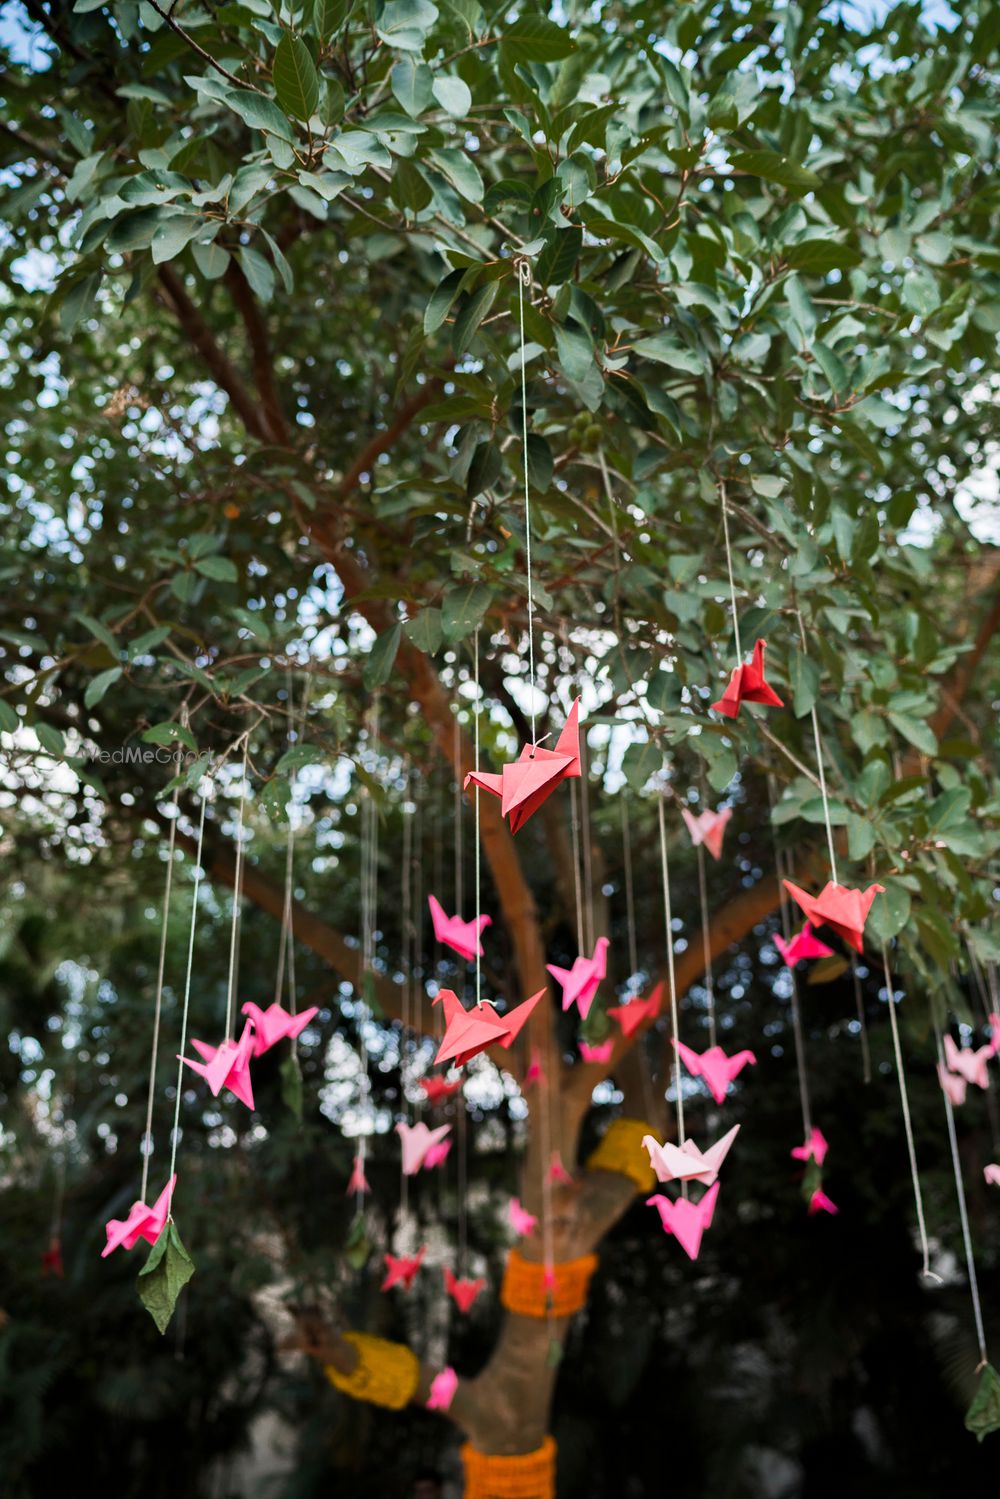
[224,738,249,1040]
[517,261,537,742]
[695,841,716,1052]
[881,942,936,1280]
[719,480,743,665]
[141,781,179,1202]
[473,630,482,1007]
[570,778,585,956]
[934,1020,989,1365]
[658,790,684,1161]
[620,797,639,987]
[167,791,209,1212]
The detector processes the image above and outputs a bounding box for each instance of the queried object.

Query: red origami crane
[381,1247,426,1291]
[607,983,662,1039]
[432,988,544,1068]
[41,1237,64,1278]
[443,1266,485,1313]
[418,1074,464,1107]
[711,639,784,719]
[464,700,581,833]
[782,879,885,954]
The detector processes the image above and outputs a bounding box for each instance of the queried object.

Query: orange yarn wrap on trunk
[324,1331,419,1409]
[461,1436,557,1498]
[585,1116,658,1193]
[500,1248,598,1318]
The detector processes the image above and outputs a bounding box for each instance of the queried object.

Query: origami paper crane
[433,988,544,1068]
[984,1164,1000,1188]
[509,1197,537,1237]
[547,936,610,1020]
[791,1126,829,1168]
[428,894,492,962]
[464,699,582,834]
[547,1151,573,1185]
[646,1181,720,1261]
[381,1247,426,1291]
[524,1048,544,1088]
[241,1000,319,1057]
[427,1366,458,1411]
[419,1074,463,1107]
[41,1237,64,1277]
[942,1033,993,1091]
[444,1267,485,1313]
[397,1121,453,1176]
[774,923,835,967]
[578,1039,614,1065]
[681,806,732,861]
[937,1063,967,1107]
[782,880,886,954]
[181,1019,256,1109]
[608,983,662,1039]
[346,1155,370,1195]
[989,1014,1000,1055]
[643,1124,740,1187]
[102,1174,176,1258]
[711,639,784,719]
[673,1039,757,1105]
[808,1188,839,1216]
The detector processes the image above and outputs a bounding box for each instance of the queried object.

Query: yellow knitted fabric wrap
[499,1248,598,1318]
[324,1331,419,1410]
[585,1117,658,1193]
[461,1436,557,1498]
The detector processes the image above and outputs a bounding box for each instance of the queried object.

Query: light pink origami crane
[989,1014,1000,1055]
[937,1063,967,1107]
[681,806,733,861]
[433,988,544,1068]
[181,1019,256,1109]
[984,1164,1000,1188]
[427,1366,458,1411]
[578,1038,614,1065]
[241,1000,319,1057]
[464,700,582,834]
[791,1127,829,1167]
[808,1188,839,1216]
[397,1121,453,1176]
[643,1124,740,1187]
[782,879,886,954]
[346,1155,370,1195]
[673,1039,757,1105]
[102,1174,176,1258]
[428,894,492,962]
[774,924,835,966]
[711,639,784,719]
[646,1181,720,1261]
[547,935,610,1020]
[419,1074,463,1107]
[607,982,662,1039]
[523,1048,544,1088]
[381,1247,426,1291]
[942,1033,993,1091]
[509,1197,537,1237]
[444,1267,485,1313]
[547,1151,573,1185]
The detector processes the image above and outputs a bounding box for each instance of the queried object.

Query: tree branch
[223,260,291,446]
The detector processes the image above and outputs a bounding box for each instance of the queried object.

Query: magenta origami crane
[397,1121,453,1176]
[433,987,544,1068]
[942,1033,994,1090]
[464,699,582,834]
[608,982,662,1039]
[774,923,834,966]
[509,1197,537,1237]
[241,1000,319,1057]
[547,935,609,1020]
[547,1151,573,1185]
[937,1063,967,1107]
[681,806,732,860]
[102,1174,176,1258]
[426,1366,458,1411]
[346,1155,370,1195]
[984,1165,1000,1188]
[578,1038,614,1065]
[711,639,784,719]
[523,1047,544,1088]
[808,1188,839,1216]
[673,1039,757,1105]
[181,1019,256,1109]
[444,1267,485,1313]
[646,1181,720,1261]
[427,894,492,962]
[381,1247,426,1291]
[643,1124,740,1187]
[791,1126,829,1167]
[418,1074,463,1106]
[782,879,885,954]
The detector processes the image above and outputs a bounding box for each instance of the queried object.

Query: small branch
[156,265,272,443]
[144,0,265,92]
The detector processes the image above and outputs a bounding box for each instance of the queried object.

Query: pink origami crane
[397,1121,452,1176]
[989,1014,1000,1055]
[464,700,582,834]
[102,1174,176,1258]
[984,1164,1000,1188]
[808,1188,839,1216]
[444,1266,485,1313]
[578,1038,614,1065]
[681,806,732,861]
[419,1074,463,1106]
[381,1247,426,1291]
[428,894,492,962]
[427,1365,458,1411]
[646,1181,720,1261]
[608,982,662,1039]
[241,1000,319,1057]
[509,1197,537,1237]
[673,1039,757,1105]
[711,639,784,719]
[791,1126,829,1167]
[547,1151,573,1185]
[547,936,610,1020]
[782,879,886,954]
[937,1063,967,1107]
[523,1048,544,1088]
[346,1155,370,1195]
[942,1033,993,1091]
[643,1123,740,1187]
[774,924,835,966]
[181,1019,256,1109]
[433,988,544,1068]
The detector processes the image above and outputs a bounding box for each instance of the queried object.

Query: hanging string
[400,761,413,1218]
[620,797,639,988]
[933,1017,989,1367]
[473,631,483,1008]
[516,259,537,743]
[849,956,872,1085]
[411,772,424,1087]
[356,699,380,1205]
[569,778,586,956]
[167,790,209,1213]
[796,610,839,885]
[140,780,180,1202]
[777,848,813,1142]
[453,711,463,915]
[880,941,936,1280]
[719,478,743,665]
[695,841,717,1052]
[579,729,595,953]
[224,737,250,1040]
[657,788,685,1164]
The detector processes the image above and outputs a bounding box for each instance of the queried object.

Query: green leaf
[867,880,911,941]
[432,74,471,116]
[887,711,937,758]
[76,611,120,657]
[441,583,492,642]
[813,340,849,394]
[729,150,821,193]
[280,1052,304,1120]
[427,147,483,202]
[84,666,123,709]
[312,0,354,39]
[0,700,19,733]
[391,57,434,116]
[631,335,702,375]
[965,1363,1000,1442]
[788,649,820,718]
[424,267,465,335]
[554,319,593,382]
[150,215,202,266]
[376,0,439,50]
[525,433,553,492]
[222,87,296,143]
[274,34,320,121]
[239,246,275,303]
[136,1222,195,1336]
[143,721,197,751]
[452,281,498,355]
[363,624,402,689]
[403,607,443,654]
[847,813,877,861]
[59,272,102,331]
[503,16,576,62]
[193,555,239,582]
[36,724,65,758]
[275,743,327,772]
[535,227,582,288]
[192,241,229,280]
[784,239,862,273]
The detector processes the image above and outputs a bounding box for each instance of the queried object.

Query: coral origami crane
[791,1127,829,1167]
[942,1033,994,1091]
[681,806,732,861]
[646,1181,720,1261]
[444,1267,485,1313]
[547,936,610,1020]
[381,1247,426,1291]
[508,1198,537,1237]
[608,983,662,1039]
[464,700,582,834]
[782,880,885,954]
[774,924,834,966]
[418,1074,463,1107]
[937,1064,967,1107]
[673,1039,757,1105]
[711,639,783,719]
[578,1038,614,1065]
[241,1000,319,1057]
[433,988,544,1068]
[643,1124,740,1187]
[427,894,492,962]
[346,1155,370,1195]
[397,1121,453,1176]
[181,1019,256,1109]
[102,1175,176,1258]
